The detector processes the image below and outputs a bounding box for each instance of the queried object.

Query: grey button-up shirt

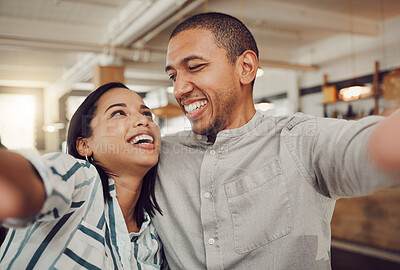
[153,111,395,270]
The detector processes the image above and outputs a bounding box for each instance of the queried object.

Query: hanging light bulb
[339,84,371,101]
[339,0,371,101]
[255,98,274,111]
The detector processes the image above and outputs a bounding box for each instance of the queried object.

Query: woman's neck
[113,173,144,233]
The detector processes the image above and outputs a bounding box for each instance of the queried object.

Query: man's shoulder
[161,130,194,146]
[258,112,315,129]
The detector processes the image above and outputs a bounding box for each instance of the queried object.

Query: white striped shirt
[0,151,163,269]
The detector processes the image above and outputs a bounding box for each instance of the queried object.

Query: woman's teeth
[184,100,207,114]
[130,134,154,145]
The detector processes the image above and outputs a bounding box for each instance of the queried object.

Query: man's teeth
[184,100,207,114]
[130,134,154,145]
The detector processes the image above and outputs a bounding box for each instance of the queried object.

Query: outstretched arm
[0,150,45,220]
[368,108,400,174]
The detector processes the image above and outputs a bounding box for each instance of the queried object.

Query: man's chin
[192,127,207,135]
[191,124,207,134]
[192,125,217,137]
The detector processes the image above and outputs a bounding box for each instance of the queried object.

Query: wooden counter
[331,189,400,253]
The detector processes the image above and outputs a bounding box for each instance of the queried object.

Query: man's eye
[188,64,202,71]
[110,110,126,117]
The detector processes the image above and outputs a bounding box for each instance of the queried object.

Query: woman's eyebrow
[140,105,151,110]
[104,103,127,113]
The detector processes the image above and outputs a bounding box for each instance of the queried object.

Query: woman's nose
[134,114,150,127]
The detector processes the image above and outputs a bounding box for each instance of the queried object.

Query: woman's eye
[168,74,176,81]
[110,110,126,117]
[143,111,153,118]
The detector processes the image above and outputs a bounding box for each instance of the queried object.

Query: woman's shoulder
[41,152,97,177]
[43,152,88,166]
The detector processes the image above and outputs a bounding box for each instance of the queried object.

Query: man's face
[166,29,241,138]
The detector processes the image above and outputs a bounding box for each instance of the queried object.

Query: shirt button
[197,134,203,140]
[209,150,216,156]
[208,238,215,245]
[118,241,125,246]
[204,192,211,199]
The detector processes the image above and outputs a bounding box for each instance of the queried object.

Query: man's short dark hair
[170,12,259,65]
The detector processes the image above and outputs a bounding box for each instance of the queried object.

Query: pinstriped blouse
[0,151,163,269]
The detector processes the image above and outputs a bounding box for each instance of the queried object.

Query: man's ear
[76,138,92,157]
[237,50,258,85]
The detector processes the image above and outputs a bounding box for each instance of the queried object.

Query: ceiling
[0,0,399,96]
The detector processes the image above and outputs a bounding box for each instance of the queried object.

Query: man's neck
[206,106,256,143]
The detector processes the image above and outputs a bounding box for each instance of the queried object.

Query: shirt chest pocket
[54,221,106,269]
[224,159,293,254]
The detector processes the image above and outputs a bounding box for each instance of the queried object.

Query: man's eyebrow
[165,55,206,73]
[105,103,127,113]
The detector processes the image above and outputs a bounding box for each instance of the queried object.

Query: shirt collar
[129,212,151,237]
[191,111,263,144]
[108,178,117,197]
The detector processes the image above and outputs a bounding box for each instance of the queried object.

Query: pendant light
[339,0,371,101]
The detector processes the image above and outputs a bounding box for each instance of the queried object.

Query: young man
[153,12,400,269]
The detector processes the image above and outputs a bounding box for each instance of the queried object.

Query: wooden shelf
[323,61,382,116]
[323,93,381,106]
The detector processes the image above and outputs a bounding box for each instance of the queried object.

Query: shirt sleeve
[284,113,398,199]
[2,150,99,228]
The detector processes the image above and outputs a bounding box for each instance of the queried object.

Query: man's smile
[182,100,208,114]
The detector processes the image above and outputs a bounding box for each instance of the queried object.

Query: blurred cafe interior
[0,0,399,269]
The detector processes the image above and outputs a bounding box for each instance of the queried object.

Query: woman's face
[86,87,161,176]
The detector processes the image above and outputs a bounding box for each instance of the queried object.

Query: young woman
[0,82,164,269]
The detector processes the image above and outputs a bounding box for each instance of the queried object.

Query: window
[0,86,44,150]
[0,94,36,149]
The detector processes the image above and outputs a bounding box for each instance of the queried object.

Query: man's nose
[173,75,194,101]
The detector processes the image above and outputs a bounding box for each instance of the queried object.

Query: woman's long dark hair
[67,82,161,226]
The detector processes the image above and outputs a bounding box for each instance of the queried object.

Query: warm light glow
[339,85,371,101]
[255,102,275,111]
[256,68,264,77]
[0,94,36,149]
[0,80,49,88]
[66,96,87,120]
[43,123,65,133]
[45,126,56,132]
[166,86,174,94]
